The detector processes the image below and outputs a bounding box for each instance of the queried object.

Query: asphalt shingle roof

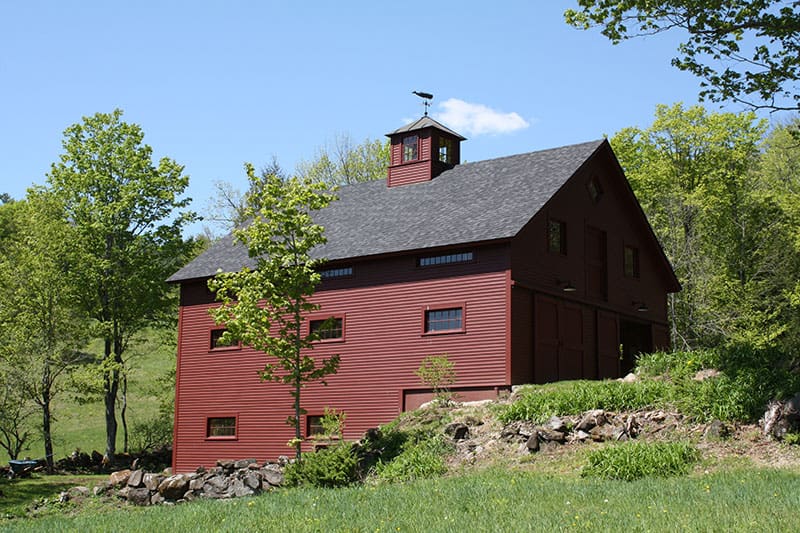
[168,139,605,283]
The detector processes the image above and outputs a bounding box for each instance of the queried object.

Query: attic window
[439,137,453,164]
[587,177,603,204]
[320,266,353,279]
[418,251,473,267]
[624,245,640,278]
[548,220,567,255]
[402,135,419,162]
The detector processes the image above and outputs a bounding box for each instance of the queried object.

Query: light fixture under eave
[556,279,577,292]
[633,301,649,312]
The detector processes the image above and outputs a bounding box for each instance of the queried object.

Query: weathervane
[412,90,433,116]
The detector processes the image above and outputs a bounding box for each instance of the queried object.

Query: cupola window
[439,137,453,164]
[402,134,419,162]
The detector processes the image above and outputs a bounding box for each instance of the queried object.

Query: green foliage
[284,442,360,488]
[297,134,390,186]
[375,435,450,483]
[610,104,799,351]
[318,407,346,440]
[783,433,800,446]
[44,108,196,459]
[130,414,173,453]
[208,164,339,459]
[565,1,800,112]
[499,380,672,424]
[581,441,699,481]
[414,354,457,406]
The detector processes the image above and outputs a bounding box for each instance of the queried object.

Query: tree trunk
[42,392,54,473]
[294,310,302,462]
[104,338,118,462]
[121,373,128,454]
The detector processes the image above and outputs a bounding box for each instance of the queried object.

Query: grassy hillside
[14,330,176,462]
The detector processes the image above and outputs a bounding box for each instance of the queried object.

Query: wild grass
[5,468,800,532]
[498,379,672,424]
[0,474,107,519]
[581,441,700,481]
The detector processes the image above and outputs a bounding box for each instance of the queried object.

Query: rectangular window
[624,245,640,278]
[418,251,473,267]
[548,219,567,255]
[306,415,325,437]
[207,417,236,438]
[402,134,419,162]
[439,137,453,164]
[320,266,353,279]
[424,307,463,333]
[210,328,237,350]
[310,317,344,341]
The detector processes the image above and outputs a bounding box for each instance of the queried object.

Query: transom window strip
[320,266,353,279]
[418,251,473,267]
[425,308,463,332]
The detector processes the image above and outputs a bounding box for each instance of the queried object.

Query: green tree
[0,369,35,460]
[611,103,770,348]
[297,134,389,185]
[565,1,800,111]
[208,164,339,460]
[46,109,196,461]
[0,193,88,469]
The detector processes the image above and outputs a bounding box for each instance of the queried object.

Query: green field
[3,467,800,532]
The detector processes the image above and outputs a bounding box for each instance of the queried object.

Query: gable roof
[168,139,609,283]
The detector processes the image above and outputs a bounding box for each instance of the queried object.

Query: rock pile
[762,392,800,440]
[92,458,286,506]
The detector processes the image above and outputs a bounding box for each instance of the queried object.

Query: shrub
[498,380,672,423]
[284,441,360,488]
[376,435,451,483]
[415,354,457,406]
[635,350,719,381]
[581,441,699,481]
[130,414,173,452]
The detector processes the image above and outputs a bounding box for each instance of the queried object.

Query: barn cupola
[385,116,466,187]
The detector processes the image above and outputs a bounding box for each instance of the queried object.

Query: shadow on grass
[0,475,103,517]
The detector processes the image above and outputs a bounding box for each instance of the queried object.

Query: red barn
[167,116,679,472]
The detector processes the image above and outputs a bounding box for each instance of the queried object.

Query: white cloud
[434,98,530,136]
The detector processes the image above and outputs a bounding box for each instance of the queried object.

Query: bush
[376,435,451,483]
[635,350,719,381]
[499,380,672,424]
[130,414,173,452]
[581,441,699,481]
[284,442,360,488]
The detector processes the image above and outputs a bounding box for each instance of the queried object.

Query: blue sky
[0,1,778,236]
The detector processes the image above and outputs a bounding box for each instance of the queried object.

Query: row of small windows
[319,266,353,279]
[210,304,464,350]
[418,251,473,267]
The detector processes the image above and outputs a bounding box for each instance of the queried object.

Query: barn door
[534,294,585,383]
[585,226,608,301]
[597,311,620,379]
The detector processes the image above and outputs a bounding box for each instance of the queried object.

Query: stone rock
[704,419,729,440]
[58,491,70,503]
[231,478,254,498]
[545,416,567,432]
[243,472,261,491]
[143,473,164,491]
[93,481,111,496]
[620,372,638,383]
[158,474,191,501]
[576,410,607,432]
[195,465,207,475]
[525,433,539,452]
[234,458,257,470]
[589,424,621,442]
[217,460,235,472]
[151,492,165,505]
[109,469,132,487]
[537,428,566,443]
[693,369,722,381]
[127,469,144,488]
[444,422,470,440]
[162,467,172,475]
[189,478,205,491]
[277,455,289,466]
[91,450,104,465]
[462,416,483,427]
[131,458,140,471]
[574,430,591,441]
[117,486,131,500]
[183,490,197,502]
[261,466,284,487]
[69,486,90,498]
[127,487,151,506]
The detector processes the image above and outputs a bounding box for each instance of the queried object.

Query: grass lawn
[3,467,800,532]
[0,474,107,520]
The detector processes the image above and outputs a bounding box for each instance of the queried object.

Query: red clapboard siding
[172,268,509,472]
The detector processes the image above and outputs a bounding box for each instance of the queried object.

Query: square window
[207,417,236,438]
[548,220,567,255]
[424,307,463,333]
[624,246,640,278]
[402,135,419,162]
[210,328,236,349]
[310,317,344,341]
[306,415,325,437]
